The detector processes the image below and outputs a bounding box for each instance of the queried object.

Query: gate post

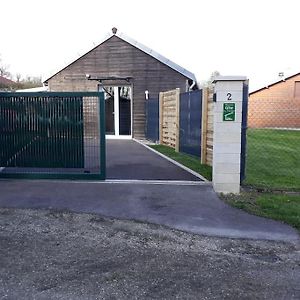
[212,76,247,194]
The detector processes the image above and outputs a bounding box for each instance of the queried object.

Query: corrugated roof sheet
[44,30,197,83]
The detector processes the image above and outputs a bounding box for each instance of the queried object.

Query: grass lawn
[223,193,300,231]
[150,144,212,181]
[150,129,300,229]
[244,129,300,191]
[227,128,300,230]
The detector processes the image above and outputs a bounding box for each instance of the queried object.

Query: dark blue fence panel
[145,97,159,142]
[240,82,249,183]
[179,90,202,157]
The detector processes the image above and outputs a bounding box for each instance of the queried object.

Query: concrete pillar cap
[213,76,247,83]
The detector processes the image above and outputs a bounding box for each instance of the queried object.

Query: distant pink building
[249,73,300,128]
[0,76,16,90]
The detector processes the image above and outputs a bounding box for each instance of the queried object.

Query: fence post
[212,76,247,194]
[175,88,180,152]
[159,92,163,145]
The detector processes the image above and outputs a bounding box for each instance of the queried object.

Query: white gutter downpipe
[189,80,196,91]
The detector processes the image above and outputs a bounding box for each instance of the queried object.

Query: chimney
[278,72,284,80]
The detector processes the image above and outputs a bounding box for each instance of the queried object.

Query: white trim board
[133,139,209,182]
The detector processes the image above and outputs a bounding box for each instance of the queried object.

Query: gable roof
[250,72,300,95]
[0,76,16,86]
[44,30,197,83]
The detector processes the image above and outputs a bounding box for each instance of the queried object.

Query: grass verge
[222,192,300,231]
[232,129,300,229]
[150,144,212,181]
[244,129,300,191]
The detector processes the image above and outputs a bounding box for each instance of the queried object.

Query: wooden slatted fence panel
[201,87,214,166]
[159,89,180,151]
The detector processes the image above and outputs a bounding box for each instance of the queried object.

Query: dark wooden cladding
[46,35,191,138]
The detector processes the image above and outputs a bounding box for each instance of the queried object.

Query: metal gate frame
[0,92,106,180]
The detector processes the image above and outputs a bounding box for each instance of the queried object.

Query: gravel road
[0,208,299,300]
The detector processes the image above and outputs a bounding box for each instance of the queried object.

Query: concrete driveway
[106,140,201,181]
[0,180,298,242]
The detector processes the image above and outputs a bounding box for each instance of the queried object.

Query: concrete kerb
[104,179,210,186]
[0,178,211,186]
[133,139,209,182]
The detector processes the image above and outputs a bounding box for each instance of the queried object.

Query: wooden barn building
[44,28,197,139]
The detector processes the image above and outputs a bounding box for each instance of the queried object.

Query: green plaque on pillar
[223,103,236,121]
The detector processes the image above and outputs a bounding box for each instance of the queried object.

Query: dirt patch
[0,208,299,300]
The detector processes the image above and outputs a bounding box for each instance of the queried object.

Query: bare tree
[198,71,221,88]
[0,55,11,78]
[16,73,22,83]
[18,76,43,89]
[209,70,221,82]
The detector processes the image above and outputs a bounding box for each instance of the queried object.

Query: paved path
[106,140,201,180]
[0,180,298,242]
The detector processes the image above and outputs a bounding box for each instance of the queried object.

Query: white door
[101,86,132,139]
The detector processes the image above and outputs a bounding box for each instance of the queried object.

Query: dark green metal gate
[0,92,106,179]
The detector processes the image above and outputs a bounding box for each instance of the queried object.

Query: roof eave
[250,72,300,95]
[115,31,197,81]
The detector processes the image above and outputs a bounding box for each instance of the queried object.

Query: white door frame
[106,85,132,140]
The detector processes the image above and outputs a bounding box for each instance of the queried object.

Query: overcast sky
[1,0,299,91]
